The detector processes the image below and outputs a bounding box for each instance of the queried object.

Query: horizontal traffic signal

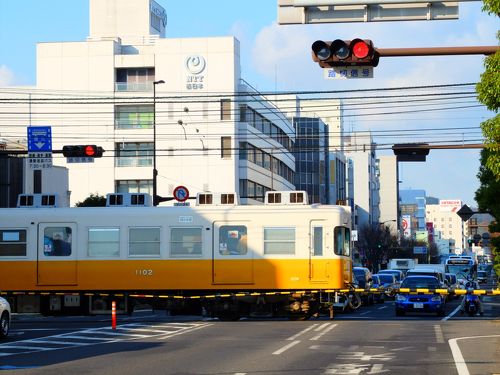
[62,145,104,158]
[311,39,379,67]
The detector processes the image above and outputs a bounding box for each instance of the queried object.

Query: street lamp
[153,79,165,206]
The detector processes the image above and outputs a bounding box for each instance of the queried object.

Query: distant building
[377,155,399,234]
[426,200,468,254]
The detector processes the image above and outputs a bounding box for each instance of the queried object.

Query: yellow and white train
[0,191,353,319]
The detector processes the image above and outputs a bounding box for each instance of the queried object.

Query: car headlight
[431,296,442,302]
[396,294,407,302]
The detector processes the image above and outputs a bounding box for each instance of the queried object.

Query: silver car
[0,296,11,338]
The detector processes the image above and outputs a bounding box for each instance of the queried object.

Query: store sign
[439,199,462,212]
[185,55,206,90]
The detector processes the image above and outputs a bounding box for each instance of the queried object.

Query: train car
[0,191,353,320]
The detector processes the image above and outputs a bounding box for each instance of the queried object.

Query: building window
[170,227,202,257]
[129,227,160,256]
[221,99,231,120]
[88,228,120,257]
[115,68,155,91]
[116,180,153,195]
[264,227,295,255]
[221,137,231,159]
[115,142,153,167]
[115,105,153,129]
[0,229,27,257]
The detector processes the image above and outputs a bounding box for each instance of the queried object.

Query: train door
[309,220,328,282]
[212,221,253,284]
[37,223,78,286]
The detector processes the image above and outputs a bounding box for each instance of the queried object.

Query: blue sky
[0,0,498,206]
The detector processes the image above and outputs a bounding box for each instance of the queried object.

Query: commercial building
[2,0,295,206]
[377,155,399,234]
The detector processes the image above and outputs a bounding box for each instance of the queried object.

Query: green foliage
[482,0,500,16]
[476,52,500,111]
[75,193,106,207]
[480,115,500,176]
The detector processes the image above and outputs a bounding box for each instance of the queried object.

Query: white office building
[344,132,380,229]
[1,0,295,206]
[426,200,469,254]
[377,155,399,234]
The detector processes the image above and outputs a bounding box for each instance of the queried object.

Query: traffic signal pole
[377,46,499,57]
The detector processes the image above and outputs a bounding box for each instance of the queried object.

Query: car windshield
[401,277,440,289]
[478,271,487,276]
[380,271,401,280]
[379,275,394,283]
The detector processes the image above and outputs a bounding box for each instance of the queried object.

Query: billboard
[402,215,411,238]
[439,199,462,212]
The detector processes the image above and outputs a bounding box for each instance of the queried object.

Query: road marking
[449,335,500,375]
[0,322,212,357]
[442,304,461,321]
[273,340,301,355]
[428,346,437,351]
[434,325,444,344]
[286,324,318,340]
[378,306,388,310]
[310,324,337,341]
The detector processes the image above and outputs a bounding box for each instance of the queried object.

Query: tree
[475,0,500,280]
[75,193,106,207]
[357,224,398,273]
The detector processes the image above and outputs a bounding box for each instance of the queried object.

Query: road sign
[173,186,189,202]
[27,126,52,152]
[413,246,427,255]
[324,66,373,79]
[28,152,53,170]
[456,204,475,221]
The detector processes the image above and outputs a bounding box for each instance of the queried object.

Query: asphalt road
[1,291,498,374]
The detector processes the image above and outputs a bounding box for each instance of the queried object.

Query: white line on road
[442,305,461,321]
[272,340,301,355]
[286,324,318,341]
[378,306,388,310]
[449,335,500,375]
[434,325,445,344]
[310,324,337,341]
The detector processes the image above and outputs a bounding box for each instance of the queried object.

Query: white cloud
[0,65,15,86]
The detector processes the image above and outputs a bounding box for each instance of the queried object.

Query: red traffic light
[85,145,96,157]
[62,145,104,158]
[311,38,379,67]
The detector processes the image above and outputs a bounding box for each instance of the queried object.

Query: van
[405,268,447,288]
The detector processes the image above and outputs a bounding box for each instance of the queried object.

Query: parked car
[378,269,404,283]
[0,296,11,338]
[373,273,400,298]
[477,270,489,284]
[395,276,446,317]
[370,275,386,303]
[353,267,374,305]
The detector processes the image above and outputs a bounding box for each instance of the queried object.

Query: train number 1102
[135,269,153,276]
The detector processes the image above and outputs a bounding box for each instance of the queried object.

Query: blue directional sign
[27,126,52,152]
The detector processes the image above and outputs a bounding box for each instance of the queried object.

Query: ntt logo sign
[185,55,206,90]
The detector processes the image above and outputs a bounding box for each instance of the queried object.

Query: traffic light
[392,143,430,162]
[62,145,104,158]
[311,39,379,67]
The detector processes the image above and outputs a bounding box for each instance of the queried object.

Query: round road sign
[173,186,189,202]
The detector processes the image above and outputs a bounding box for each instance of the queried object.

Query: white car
[0,296,11,338]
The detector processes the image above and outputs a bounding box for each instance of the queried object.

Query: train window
[88,228,120,257]
[44,227,72,256]
[170,227,202,257]
[219,225,247,255]
[0,229,27,256]
[264,227,295,255]
[312,227,323,256]
[129,227,160,256]
[334,227,350,256]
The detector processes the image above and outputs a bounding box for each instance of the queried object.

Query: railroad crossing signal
[311,39,379,67]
